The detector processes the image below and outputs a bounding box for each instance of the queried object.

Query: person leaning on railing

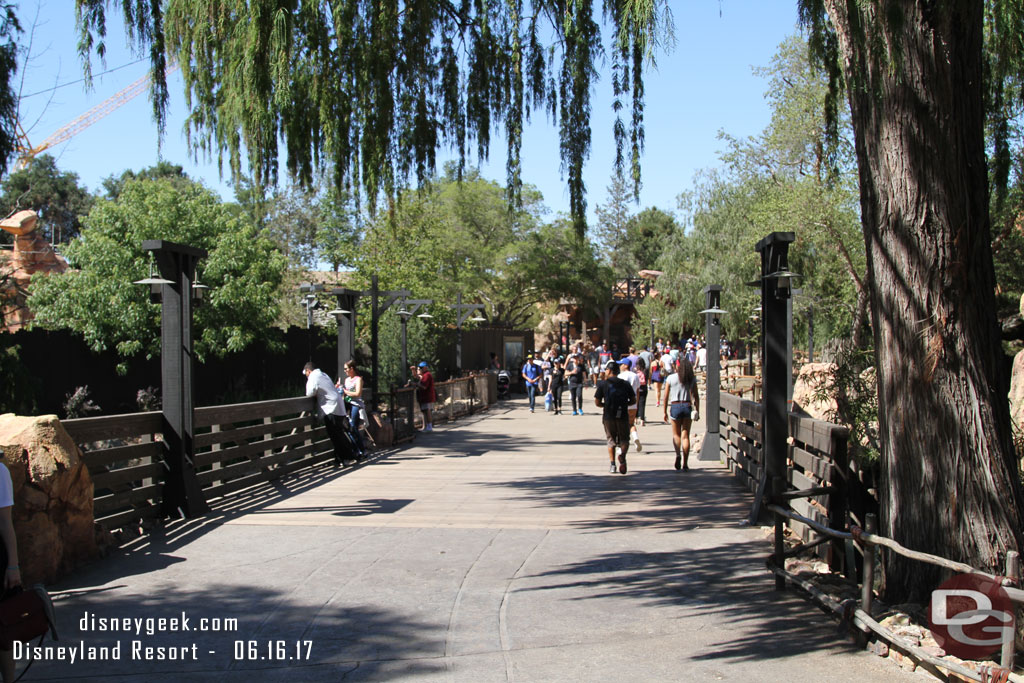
[338,361,367,457]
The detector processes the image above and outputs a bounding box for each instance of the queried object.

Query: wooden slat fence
[718,391,872,572]
[63,377,495,538]
[193,396,330,501]
[63,411,165,534]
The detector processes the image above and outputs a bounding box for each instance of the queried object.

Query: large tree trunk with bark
[823,0,1024,601]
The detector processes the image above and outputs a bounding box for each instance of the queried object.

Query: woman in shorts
[661,357,700,471]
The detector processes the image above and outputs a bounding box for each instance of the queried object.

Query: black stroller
[496,370,511,400]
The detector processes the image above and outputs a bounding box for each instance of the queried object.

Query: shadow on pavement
[36,582,444,681]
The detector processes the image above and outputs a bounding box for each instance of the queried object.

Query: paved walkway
[31,396,914,682]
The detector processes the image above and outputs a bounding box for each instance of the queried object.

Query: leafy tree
[27,176,287,369]
[355,167,608,330]
[73,0,672,235]
[800,0,1024,599]
[101,161,189,200]
[0,154,93,244]
[619,207,676,274]
[593,172,634,263]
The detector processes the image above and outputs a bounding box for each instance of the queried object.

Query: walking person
[304,361,353,466]
[650,353,663,408]
[522,354,542,412]
[617,358,642,452]
[586,343,600,387]
[565,348,586,415]
[635,357,649,426]
[549,355,565,414]
[662,357,700,471]
[595,360,635,474]
[338,360,367,457]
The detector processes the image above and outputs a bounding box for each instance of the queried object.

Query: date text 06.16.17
[233,640,313,661]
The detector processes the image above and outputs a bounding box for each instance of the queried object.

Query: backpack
[603,378,634,420]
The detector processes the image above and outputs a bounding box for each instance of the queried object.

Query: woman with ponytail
[661,357,700,471]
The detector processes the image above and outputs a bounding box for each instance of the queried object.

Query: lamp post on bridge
[698,286,726,462]
[753,232,798,588]
[396,298,433,385]
[449,292,486,376]
[299,283,325,362]
[363,275,409,404]
[136,239,210,519]
[650,317,658,351]
[328,287,360,378]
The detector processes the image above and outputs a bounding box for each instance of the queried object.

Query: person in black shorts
[594,360,635,474]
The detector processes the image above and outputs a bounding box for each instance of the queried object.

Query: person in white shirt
[0,461,21,683]
[617,359,643,452]
[303,362,356,466]
[696,344,708,372]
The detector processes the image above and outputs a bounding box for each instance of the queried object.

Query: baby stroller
[496,370,511,400]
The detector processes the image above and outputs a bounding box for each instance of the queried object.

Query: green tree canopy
[73,0,672,235]
[0,154,94,244]
[27,176,287,367]
[353,166,610,330]
[101,161,190,200]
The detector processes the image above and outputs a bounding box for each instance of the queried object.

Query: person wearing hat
[412,361,437,432]
[521,353,542,412]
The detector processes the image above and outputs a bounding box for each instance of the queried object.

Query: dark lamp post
[698,285,725,462]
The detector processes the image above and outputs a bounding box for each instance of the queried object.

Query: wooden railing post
[861,513,877,620]
[829,427,850,575]
[1002,549,1019,670]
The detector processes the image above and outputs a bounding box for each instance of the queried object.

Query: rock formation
[0,414,97,583]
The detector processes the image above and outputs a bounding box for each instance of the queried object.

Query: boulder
[791,362,838,421]
[0,414,98,583]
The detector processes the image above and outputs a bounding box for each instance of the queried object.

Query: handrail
[765,503,1024,602]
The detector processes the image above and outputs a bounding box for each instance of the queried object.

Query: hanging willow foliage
[74,0,673,236]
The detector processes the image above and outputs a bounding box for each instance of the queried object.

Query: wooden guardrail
[64,377,495,537]
[64,396,329,536]
[718,391,870,571]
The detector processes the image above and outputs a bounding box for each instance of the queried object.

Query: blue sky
[15,1,800,223]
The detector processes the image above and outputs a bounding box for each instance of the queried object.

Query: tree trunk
[824,0,1024,601]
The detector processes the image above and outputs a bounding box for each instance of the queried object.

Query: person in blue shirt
[521,354,542,413]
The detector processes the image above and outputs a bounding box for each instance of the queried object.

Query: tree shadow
[33,583,445,681]
[519,540,859,663]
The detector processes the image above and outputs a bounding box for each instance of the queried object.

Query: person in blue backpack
[521,354,542,413]
[594,360,636,474]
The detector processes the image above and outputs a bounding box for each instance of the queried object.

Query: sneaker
[609,462,617,474]
[618,453,628,475]
[424,424,433,432]
[674,454,681,471]
[633,435,642,452]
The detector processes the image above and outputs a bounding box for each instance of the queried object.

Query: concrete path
[28,395,915,682]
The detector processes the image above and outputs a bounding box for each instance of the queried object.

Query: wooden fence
[63,375,496,537]
[718,390,875,571]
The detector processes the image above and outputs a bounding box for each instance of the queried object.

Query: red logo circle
[928,573,1013,660]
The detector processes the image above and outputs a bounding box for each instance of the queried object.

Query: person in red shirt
[413,361,437,432]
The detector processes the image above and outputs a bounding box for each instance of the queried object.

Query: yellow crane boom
[14,62,179,169]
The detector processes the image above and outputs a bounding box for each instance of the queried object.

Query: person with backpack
[662,356,700,471]
[595,360,636,474]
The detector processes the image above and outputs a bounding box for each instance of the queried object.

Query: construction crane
[14,62,180,170]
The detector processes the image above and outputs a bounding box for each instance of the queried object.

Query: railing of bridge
[382,373,494,444]
[64,375,495,538]
[718,390,877,571]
